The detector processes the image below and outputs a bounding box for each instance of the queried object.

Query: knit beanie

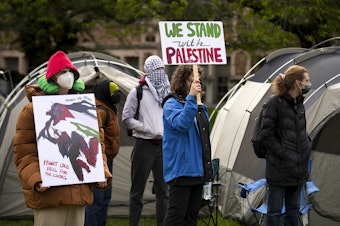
[45,50,80,81]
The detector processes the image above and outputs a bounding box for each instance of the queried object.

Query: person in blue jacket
[162,65,213,226]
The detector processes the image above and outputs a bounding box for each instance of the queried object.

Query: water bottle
[203,181,212,200]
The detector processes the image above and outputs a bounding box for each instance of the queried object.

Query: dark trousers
[266,184,302,226]
[129,138,168,226]
[164,183,203,226]
[84,161,113,226]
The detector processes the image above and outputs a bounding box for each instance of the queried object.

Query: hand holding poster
[32,93,105,187]
[159,21,227,65]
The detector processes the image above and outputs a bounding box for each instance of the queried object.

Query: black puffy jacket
[262,92,311,186]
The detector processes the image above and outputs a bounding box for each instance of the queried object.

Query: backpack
[251,103,267,158]
[127,84,143,136]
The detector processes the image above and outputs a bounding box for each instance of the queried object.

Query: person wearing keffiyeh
[122,55,169,226]
[143,55,171,104]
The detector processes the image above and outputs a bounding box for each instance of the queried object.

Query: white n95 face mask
[57,72,74,89]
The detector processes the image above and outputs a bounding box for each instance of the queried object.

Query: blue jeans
[129,138,168,226]
[84,161,113,226]
[266,184,302,226]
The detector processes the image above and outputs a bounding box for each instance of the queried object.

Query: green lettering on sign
[165,22,183,37]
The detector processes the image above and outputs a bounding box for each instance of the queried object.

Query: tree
[212,0,340,56]
[0,0,113,70]
[0,0,205,70]
[1,0,339,70]
[0,0,197,70]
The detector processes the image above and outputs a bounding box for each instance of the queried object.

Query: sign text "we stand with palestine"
[159,21,227,65]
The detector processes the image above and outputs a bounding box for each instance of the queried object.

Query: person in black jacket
[262,65,312,226]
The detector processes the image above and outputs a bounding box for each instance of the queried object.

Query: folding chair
[237,159,319,226]
[199,158,221,226]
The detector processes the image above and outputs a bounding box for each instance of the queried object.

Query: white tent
[210,38,340,226]
[0,52,159,218]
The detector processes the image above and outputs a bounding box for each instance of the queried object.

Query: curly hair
[170,65,204,98]
[271,65,307,96]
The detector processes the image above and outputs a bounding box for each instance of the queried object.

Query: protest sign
[32,93,105,187]
[159,21,227,65]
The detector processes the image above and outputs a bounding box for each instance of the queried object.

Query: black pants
[164,183,203,226]
[129,138,168,226]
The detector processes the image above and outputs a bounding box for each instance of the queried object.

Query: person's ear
[295,80,301,87]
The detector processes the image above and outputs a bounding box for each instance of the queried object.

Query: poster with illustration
[159,21,227,65]
[32,93,105,187]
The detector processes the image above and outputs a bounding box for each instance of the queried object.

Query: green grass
[0,215,246,226]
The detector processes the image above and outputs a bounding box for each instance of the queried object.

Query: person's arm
[163,80,201,131]
[261,98,283,158]
[163,95,198,132]
[122,88,141,130]
[110,111,120,159]
[13,104,47,192]
[96,109,112,189]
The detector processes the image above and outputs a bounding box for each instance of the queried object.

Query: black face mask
[300,82,312,94]
[110,91,121,104]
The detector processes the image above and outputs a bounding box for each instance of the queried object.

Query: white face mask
[57,72,74,89]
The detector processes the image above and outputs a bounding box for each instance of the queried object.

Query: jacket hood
[45,51,80,81]
[162,92,185,107]
[24,85,45,102]
[94,80,119,111]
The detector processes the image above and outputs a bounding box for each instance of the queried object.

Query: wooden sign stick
[193,64,202,105]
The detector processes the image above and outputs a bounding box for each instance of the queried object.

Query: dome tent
[210,37,340,226]
[0,52,166,218]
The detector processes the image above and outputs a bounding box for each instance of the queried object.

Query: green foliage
[223,0,340,49]
[0,0,109,67]
[1,0,340,70]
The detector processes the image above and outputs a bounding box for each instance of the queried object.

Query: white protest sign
[32,93,105,187]
[159,21,227,65]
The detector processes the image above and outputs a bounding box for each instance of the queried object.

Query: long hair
[271,65,307,96]
[170,65,204,98]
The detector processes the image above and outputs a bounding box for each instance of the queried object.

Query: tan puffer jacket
[13,85,112,209]
[96,99,120,162]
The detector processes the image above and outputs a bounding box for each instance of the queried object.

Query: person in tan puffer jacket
[13,50,112,226]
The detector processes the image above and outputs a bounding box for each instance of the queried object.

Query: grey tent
[0,52,160,218]
[210,38,340,226]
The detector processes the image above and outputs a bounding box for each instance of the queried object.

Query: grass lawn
[0,215,246,226]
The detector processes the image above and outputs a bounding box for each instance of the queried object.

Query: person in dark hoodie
[13,50,112,226]
[261,65,312,226]
[85,80,121,226]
